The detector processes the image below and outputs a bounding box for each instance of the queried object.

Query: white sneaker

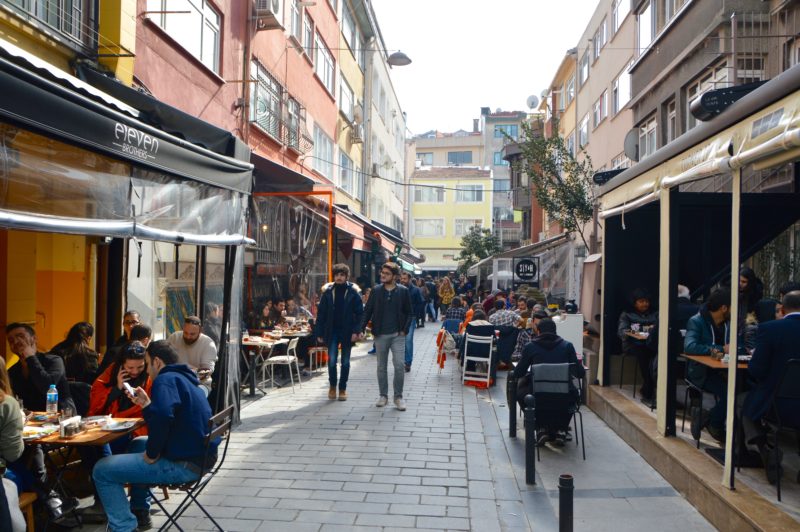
[394,397,407,411]
[375,396,388,407]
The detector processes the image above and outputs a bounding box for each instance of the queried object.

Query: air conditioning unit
[254,0,284,31]
[350,124,364,144]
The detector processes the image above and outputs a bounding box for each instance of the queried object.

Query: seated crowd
[1,310,222,530]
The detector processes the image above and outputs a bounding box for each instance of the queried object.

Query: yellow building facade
[410,167,492,272]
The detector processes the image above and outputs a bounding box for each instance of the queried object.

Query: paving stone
[355,512,416,527]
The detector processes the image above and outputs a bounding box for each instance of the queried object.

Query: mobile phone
[122,382,136,396]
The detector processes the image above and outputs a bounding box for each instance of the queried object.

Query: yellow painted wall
[0,11,73,71]
[98,0,137,85]
[335,34,365,211]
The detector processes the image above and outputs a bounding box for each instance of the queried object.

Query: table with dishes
[241,324,312,397]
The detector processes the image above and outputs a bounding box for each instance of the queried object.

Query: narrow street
[130,325,714,531]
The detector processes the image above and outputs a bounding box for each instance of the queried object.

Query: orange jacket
[459,308,475,334]
[89,365,152,437]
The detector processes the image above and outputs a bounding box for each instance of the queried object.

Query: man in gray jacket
[362,262,413,411]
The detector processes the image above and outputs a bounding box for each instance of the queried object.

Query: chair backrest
[287,337,299,355]
[201,405,234,477]
[442,319,461,334]
[68,381,92,416]
[775,358,800,401]
[531,363,572,395]
[464,333,493,358]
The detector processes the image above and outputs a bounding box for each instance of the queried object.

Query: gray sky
[371,0,599,135]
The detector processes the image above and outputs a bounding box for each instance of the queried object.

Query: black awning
[251,153,315,193]
[0,56,253,194]
[75,65,241,157]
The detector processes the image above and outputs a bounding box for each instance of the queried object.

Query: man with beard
[166,316,217,393]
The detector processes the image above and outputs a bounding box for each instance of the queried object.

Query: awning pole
[723,167,742,489]
[656,189,671,435]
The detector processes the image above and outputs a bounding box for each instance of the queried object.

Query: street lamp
[387,51,412,67]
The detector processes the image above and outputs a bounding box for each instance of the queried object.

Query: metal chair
[762,358,800,501]
[618,350,639,398]
[261,338,302,393]
[461,333,494,387]
[681,377,705,449]
[530,362,586,461]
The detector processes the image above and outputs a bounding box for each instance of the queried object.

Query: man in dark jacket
[513,318,585,444]
[742,290,800,483]
[93,340,219,531]
[362,262,412,411]
[400,271,425,372]
[424,277,438,322]
[314,263,364,401]
[684,288,730,442]
[617,288,658,402]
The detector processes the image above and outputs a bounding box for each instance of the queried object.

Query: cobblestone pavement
[86,323,715,531]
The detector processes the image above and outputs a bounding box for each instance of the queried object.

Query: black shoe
[759,445,784,485]
[404,364,411,372]
[79,500,107,523]
[133,508,153,530]
[536,432,551,446]
[46,494,78,522]
[707,424,726,443]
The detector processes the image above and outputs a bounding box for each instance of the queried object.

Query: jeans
[93,437,199,532]
[425,302,437,321]
[699,371,728,429]
[375,333,406,398]
[328,332,352,390]
[404,320,416,366]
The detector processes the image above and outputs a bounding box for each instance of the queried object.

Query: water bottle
[46,384,58,415]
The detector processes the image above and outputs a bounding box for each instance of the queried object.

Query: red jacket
[89,365,152,437]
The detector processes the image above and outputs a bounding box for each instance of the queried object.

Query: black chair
[67,381,91,416]
[681,377,705,449]
[529,362,586,461]
[762,358,800,502]
[147,405,234,531]
[495,326,520,366]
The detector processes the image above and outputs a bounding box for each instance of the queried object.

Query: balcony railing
[512,187,532,210]
[251,112,313,153]
[3,0,95,50]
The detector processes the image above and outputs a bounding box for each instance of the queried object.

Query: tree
[513,118,595,249]
[455,226,500,275]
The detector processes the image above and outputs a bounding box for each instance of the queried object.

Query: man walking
[314,264,364,401]
[362,262,412,411]
[400,271,424,372]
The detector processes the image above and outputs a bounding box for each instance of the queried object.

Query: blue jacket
[143,364,218,470]
[684,309,729,386]
[743,314,800,424]
[407,283,425,317]
[313,281,364,346]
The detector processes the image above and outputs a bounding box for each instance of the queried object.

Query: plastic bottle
[46,384,58,415]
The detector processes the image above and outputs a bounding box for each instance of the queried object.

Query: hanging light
[387,51,412,67]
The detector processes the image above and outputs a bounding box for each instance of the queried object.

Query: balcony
[3,0,95,51]
[251,111,313,153]
[512,187,532,210]
[494,226,522,247]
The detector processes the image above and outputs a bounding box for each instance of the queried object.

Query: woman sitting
[50,321,99,384]
[89,342,152,444]
[0,358,26,532]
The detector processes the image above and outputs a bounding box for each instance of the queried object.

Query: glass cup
[60,406,75,421]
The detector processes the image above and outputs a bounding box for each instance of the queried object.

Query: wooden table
[682,353,748,370]
[24,417,145,446]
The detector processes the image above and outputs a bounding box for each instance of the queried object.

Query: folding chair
[260,338,302,392]
[148,405,234,531]
[530,362,586,460]
[461,333,494,387]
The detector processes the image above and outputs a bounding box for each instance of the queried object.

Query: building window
[579,53,590,85]
[9,0,93,46]
[314,33,335,94]
[612,62,632,115]
[611,153,631,169]
[737,55,765,85]
[303,16,314,58]
[456,185,483,203]
[639,115,657,159]
[495,178,511,191]
[417,152,433,165]
[666,99,677,143]
[357,36,367,71]
[313,126,333,178]
[414,219,444,237]
[592,91,607,128]
[565,132,575,157]
[285,98,302,150]
[447,151,473,165]
[148,0,221,73]
[593,19,607,60]
[579,115,589,147]
[342,3,357,53]
[340,78,354,121]
[494,124,519,139]
[413,186,444,203]
[665,0,688,23]
[612,0,627,34]
[340,152,355,195]
[566,76,575,105]
[455,219,483,237]
[638,1,654,55]
[493,152,509,166]
[290,0,302,42]
[250,60,283,140]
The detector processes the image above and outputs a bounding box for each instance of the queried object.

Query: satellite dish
[540,89,549,99]
[623,129,639,162]
[526,95,540,110]
[495,107,502,113]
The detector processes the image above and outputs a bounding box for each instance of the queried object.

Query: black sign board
[512,257,540,288]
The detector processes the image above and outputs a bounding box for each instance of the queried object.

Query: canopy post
[656,189,671,435]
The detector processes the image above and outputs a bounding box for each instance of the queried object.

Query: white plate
[106,420,136,432]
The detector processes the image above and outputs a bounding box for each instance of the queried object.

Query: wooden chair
[18,491,36,532]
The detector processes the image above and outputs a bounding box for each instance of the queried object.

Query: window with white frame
[638,1,654,55]
[494,124,519,139]
[357,36,366,71]
[612,62,631,114]
[303,16,314,58]
[286,97,302,150]
[612,0,627,34]
[639,115,657,159]
[665,0,688,23]
[579,53,589,85]
[737,55,765,85]
[414,219,444,237]
[417,152,433,165]
[593,91,607,128]
[354,165,363,199]
[566,76,575,105]
[342,3,357,53]
[579,115,589,147]
[455,219,483,237]
[314,33,335,93]
[593,19,606,60]
[611,153,631,169]
[340,78,354,121]
[413,186,444,203]
[456,184,483,203]
[313,126,333,177]
[565,132,575,157]
[495,179,511,191]
[250,60,283,139]
[147,0,220,73]
[290,0,302,42]
[447,151,472,165]
[666,99,677,143]
[339,152,355,195]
